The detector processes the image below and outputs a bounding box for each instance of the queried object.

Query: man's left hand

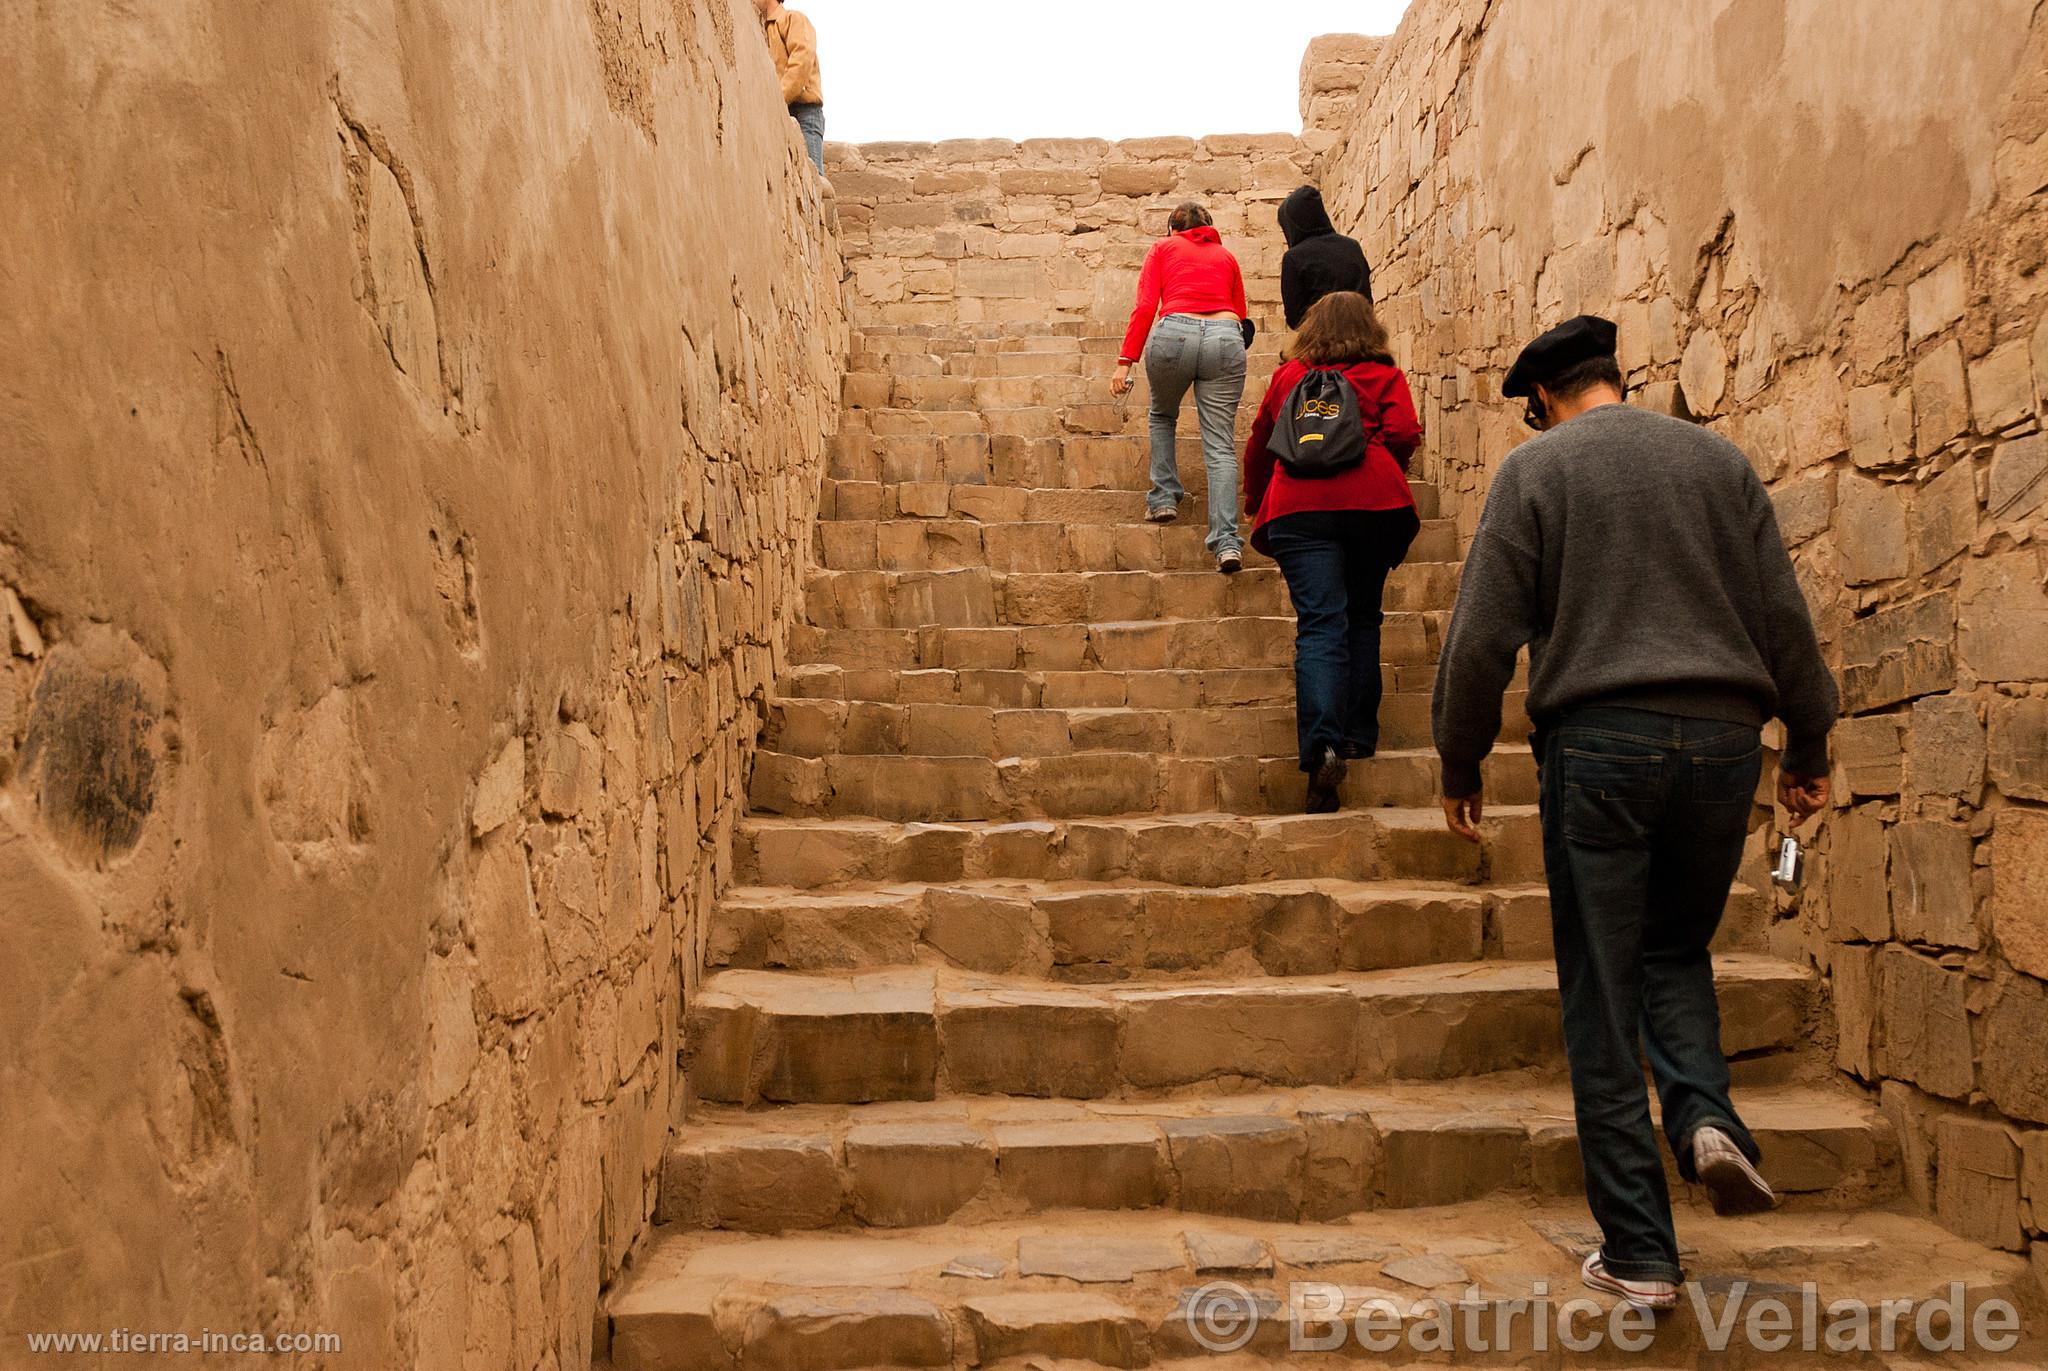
[1442,791,1485,843]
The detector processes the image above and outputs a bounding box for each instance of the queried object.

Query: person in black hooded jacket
[1279,186,1373,329]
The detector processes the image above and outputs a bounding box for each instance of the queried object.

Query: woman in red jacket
[1243,291,1423,812]
[1110,202,1250,573]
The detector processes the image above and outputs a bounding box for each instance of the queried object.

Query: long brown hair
[1289,291,1394,366]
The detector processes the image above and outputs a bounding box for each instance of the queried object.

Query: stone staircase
[604,320,2040,1367]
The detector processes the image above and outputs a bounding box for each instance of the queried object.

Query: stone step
[707,878,1771,979]
[788,613,1449,674]
[608,1202,2037,1370]
[656,1084,1897,1233]
[763,696,1535,762]
[711,878,1541,978]
[684,956,1811,1105]
[829,428,1439,510]
[814,520,1459,579]
[735,806,1546,891]
[822,479,1448,527]
[777,661,1488,710]
[746,747,1539,822]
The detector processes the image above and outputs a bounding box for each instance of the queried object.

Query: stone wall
[1314,0,2048,1275]
[0,1,844,1366]
[827,135,1311,336]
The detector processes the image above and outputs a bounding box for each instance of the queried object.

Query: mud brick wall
[1311,0,2048,1277]
[0,1,845,1366]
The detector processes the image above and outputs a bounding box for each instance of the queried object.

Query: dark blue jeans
[1537,706,1765,1283]
[1265,509,1417,770]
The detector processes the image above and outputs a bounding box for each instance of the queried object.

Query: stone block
[1679,328,1729,417]
[1299,1105,1380,1219]
[1016,1235,1182,1283]
[660,1135,845,1232]
[1905,694,1985,802]
[540,722,602,817]
[1376,1111,1528,1207]
[1834,714,1903,797]
[1911,457,1978,573]
[1876,947,1974,1099]
[1827,804,1890,943]
[609,1277,733,1371]
[843,1122,995,1226]
[1120,986,1357,1087]
[1912,341,1970,453]
[1960,551,2048,683]
[923,888,1036,973]
[1906,257,1967,342]
[1934,1117,2024,1251]
[1970,340,2036,433]
[743,1292,952,1370]
[1988,433,2048,523]
[1100,163,1179,196]
[1840,592,1956,712]
[1981,973,2048,1124]
[938,986,1118,1096]
[1833,942,1878,1079]
[964,1293,1144,1369]
[1772,473,1834,547]
[991,1120,1167,1209]
[1847,384,1914,469]
[1889,821,1978,949]
[1837,473,1909,584]
[1163,1115,1306,1220]
[2025,1131,2048,1233]
[996,168,1094,197]
[1989,695,2048,801]
[1992,808,2048,980]
[473,737,524,835]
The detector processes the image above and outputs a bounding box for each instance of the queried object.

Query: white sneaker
[1693,1125,1776,1215]
[1581,1251,1679,1311]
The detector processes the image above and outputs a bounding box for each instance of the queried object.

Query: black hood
[1278,185,1337,247]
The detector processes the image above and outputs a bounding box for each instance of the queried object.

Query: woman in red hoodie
[1243,291,1423,812]
[1110,202,1250,573]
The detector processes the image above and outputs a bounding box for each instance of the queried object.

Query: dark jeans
[1265,509,1417,770]
[1537,706,1765,1283]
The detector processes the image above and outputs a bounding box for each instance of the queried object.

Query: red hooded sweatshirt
[1118,227,1249,363]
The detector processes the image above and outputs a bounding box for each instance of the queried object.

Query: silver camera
[1771,835,1805,890]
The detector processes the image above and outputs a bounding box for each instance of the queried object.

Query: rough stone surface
[0,3,847,1357]
[1992,810,2048,980]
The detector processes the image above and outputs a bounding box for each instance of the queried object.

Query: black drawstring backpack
[1267,367,1368,477]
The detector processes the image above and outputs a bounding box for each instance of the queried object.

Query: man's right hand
[1777,770,1830,826]
[1442,791,1485,844]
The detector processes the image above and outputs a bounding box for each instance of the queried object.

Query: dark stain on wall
[18,645,163,865]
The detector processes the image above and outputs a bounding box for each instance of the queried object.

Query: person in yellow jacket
[753,0,826,173]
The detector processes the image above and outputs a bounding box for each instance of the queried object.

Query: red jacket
[1243,359,1423,551]
[1118,227,1248,362]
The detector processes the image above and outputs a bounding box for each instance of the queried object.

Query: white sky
[795,1,1414,144]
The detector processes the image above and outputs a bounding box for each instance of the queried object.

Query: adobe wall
[0,0,845,1365]
[1316,0,2048,1272]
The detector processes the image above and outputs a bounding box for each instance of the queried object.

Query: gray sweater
[1432,403,1839,797]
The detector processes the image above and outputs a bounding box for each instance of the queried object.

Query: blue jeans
[1264,509,1417,769]
[790,103,825,173]
[1143,315,1246,554]
[1537,706,1765,1283]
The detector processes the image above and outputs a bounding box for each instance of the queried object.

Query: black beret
[1502,315,1619,399]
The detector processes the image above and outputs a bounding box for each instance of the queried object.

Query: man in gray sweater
[1432,315,1836,1311]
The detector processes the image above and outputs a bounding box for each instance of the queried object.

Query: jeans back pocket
[1559,744,1665,850]
[1689,744,1763,806]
